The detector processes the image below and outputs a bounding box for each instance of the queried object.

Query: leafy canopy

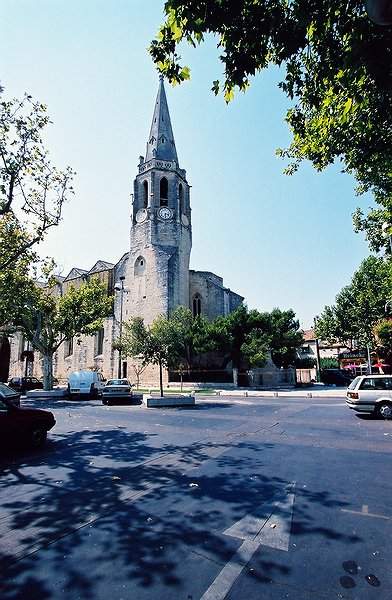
[151,1,392,252]
[0,89,74,325]
[315,255,392,347]
[211,304,303,369]
[17,277,113,389]
[0,91,74,265]
[374,318,392,361]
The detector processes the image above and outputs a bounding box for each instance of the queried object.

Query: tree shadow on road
[0,427,360,599]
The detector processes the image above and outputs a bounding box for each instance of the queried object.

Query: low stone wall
[248,367,296,388]
[26,388,69,399]
[142,394,195,408]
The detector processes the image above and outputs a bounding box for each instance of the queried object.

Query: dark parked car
[320,369,352,386]
[0,382,21,408]
[0,382,55,448]
[8,376,43,394]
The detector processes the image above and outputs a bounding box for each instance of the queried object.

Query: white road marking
[201,484,296,600]
[341,507,391,520]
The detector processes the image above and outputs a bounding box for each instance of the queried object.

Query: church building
[6,78,243,384]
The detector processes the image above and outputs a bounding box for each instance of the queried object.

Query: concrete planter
[26,388,69,399]
[142,394,195,408]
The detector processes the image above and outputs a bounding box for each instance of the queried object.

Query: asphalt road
[0,395,391,600]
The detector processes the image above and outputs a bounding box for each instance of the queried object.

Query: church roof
[64,267,88,282]
[88,260,114,274]
[145,76,178,164]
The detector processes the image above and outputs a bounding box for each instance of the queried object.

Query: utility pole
[313,317,321,382]
[116,276,126,379]
[366,345,372,375]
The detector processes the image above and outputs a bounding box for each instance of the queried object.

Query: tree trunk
[233,367,238,387]
[159,359,163,397]
[180,371,183,392]
[43,352,54,391]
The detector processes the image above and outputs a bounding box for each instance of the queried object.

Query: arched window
[134,256,146,276]
[143,180,148,208]
[64,337,74,358]
[95,328,104,356]
[179,183,184,214]
[160,177,168,207]
[192,294,202,317]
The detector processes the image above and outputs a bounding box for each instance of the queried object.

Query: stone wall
[189,270,244,321]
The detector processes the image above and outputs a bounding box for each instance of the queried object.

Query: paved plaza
[0,395,391,599]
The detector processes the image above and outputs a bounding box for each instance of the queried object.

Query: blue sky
[1,0,372,328]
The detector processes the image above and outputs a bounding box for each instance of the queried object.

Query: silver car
[102,379,133,405]
[346,375,392,419]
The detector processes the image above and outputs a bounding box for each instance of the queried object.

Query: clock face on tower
[158,207,173,221]
[135,208,148,223]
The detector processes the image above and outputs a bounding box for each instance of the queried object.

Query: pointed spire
[145,77,178,164]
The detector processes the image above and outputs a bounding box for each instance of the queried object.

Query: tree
[168,306,214,371]
[374,319,392,365]
[131,358,147,390]
[319,357,339,369]
[0,91,74,326]
[0,92,74,265]
[268,308,304,367]
[17,278,113,390]
[296,356,317,368]
[241,328,270,368]
[120,316,176,397]
[0,217,38,329]
[211,305,302,384]
[211,305,265,384]
[315,255,391,348]
[120,309,215,394]
[151,1,392,252]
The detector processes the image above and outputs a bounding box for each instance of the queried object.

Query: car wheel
[377,401,392,420]
[30,427,47,448]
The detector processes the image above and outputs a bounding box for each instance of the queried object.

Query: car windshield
[106,379,129,386]
[0,382,19,397]
[348,377,361,390]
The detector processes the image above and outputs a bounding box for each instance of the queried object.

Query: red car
[0,383,56,448]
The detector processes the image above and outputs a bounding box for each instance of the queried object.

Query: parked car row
[8,376,58,394]
[5,371,136,404]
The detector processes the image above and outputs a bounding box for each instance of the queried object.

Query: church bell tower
[129,77,192,323]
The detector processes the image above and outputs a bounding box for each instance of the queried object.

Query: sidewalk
[215,386,347,398]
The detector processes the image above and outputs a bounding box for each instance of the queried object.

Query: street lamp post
[116,276,126,379]
[313,317,321,383]
[366,344,372,375]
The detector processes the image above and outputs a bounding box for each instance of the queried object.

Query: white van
[68,371,106,399]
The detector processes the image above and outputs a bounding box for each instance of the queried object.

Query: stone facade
[6,78,244,385]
